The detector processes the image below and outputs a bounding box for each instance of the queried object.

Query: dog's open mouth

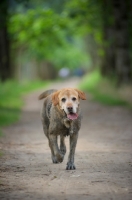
[67,113,78,120]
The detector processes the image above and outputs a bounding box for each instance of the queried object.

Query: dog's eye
[72,97,76,101]
[61,98,66,102]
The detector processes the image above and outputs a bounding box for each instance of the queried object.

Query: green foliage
[79,71,128,106]
[9,9,68,58]
[65,0,103,44]
[80,70,102,91]
[64,0,105,70]
[0,80,48,127]
[0,108,20,127]
[52,37,90,69]
[9,8,88,69]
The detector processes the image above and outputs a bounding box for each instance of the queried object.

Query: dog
[38,88,86,170]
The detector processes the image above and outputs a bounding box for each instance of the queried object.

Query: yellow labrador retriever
[38,88,86,170]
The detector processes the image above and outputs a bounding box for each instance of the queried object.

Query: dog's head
[52,88,86,120]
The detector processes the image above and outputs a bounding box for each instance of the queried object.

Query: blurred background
[0,0,132,128]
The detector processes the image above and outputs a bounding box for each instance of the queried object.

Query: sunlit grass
[0,80,48,127]
[79,70,130,107]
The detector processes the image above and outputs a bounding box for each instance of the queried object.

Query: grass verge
[79,70,132,107]
[0,80,48,127]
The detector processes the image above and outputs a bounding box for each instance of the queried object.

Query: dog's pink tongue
[67,113,78,120]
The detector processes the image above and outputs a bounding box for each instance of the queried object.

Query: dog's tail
[38,89,57,100]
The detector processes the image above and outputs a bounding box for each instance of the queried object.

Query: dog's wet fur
[38,88,86,170]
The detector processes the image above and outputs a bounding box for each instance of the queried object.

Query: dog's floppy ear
[74,89,86,100]
[52,91,60,106]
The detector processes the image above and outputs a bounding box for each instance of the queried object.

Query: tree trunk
[114,0,131,83]
[101,0,116,76]
[0,0,11,81]
[101,0,132,84]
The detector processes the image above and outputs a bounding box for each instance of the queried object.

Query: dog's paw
[52,153,64,163]
[52,156,59,164]
[66,162,76,170]
[60,147,66,156]
[56,153,64,163]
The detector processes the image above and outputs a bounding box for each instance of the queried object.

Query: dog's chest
[56,118,81,136]
[63,118,74,136]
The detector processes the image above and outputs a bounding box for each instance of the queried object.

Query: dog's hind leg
[66,132,78,170]
[60,135,66,156]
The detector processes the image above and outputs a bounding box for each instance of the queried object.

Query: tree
[9,8,88,72]
[101,0,132,84]
[66,0,132,84]
[0,0,11,81]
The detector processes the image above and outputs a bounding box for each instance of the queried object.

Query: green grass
[79,70,129,106]
[0,80,48,127]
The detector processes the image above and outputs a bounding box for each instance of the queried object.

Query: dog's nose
[67,107,73,112]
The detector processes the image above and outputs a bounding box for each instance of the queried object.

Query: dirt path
[0,78,132,200]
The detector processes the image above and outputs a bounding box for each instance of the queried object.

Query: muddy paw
[52,156,59,164]
[60,147,66,156]
[66,162,76,170]
[56,153,64,163]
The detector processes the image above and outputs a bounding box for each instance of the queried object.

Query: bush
[0,80,48,127]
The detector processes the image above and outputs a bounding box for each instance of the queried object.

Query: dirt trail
[0,78,132,200]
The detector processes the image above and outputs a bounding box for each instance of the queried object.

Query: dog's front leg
[49,133,64,163]
[66,132,78,170]
[60,135,66,156]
